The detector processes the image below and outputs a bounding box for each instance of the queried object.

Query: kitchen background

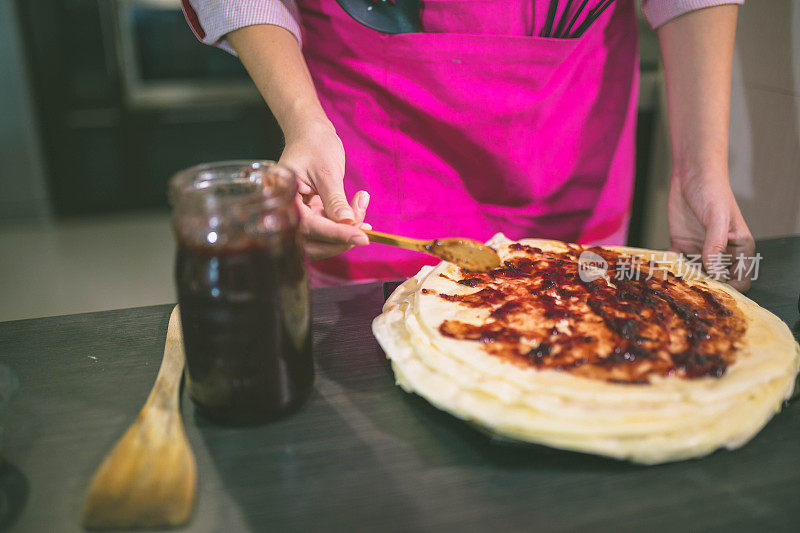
[0,0,798,322]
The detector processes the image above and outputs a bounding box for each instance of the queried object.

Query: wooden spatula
[363,229,502,271]
[82,306,196,529]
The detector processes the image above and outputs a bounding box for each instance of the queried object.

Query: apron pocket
[382,31,584,217]
[420,0,536,36]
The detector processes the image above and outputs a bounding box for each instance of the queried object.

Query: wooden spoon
[82,306,197,529]
[363,229,501,271]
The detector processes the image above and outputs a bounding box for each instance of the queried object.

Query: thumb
[702,214,730,280]
[312,169,355,224]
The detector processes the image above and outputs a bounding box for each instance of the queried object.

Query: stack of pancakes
[373,234,799,464]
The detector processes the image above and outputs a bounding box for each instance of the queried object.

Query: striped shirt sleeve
[641,0,745,29]
[181,0,301,54]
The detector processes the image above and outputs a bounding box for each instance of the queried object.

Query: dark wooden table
[1,237,799,532]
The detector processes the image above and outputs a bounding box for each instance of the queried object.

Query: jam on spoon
[363,229,501,272]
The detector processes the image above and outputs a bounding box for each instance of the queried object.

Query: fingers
[727,268,752,292]
[701,213,731,281]
[296,179,313,196]
[313,168,355,223]
[351,190,370,225]
[304,222,372,261]
[296,188,371,260]
[667,174,757,292]
[668,239,700,256]
[299,203,367,245]
[699,209,758,292]
[726,217,756,292]
[298,190,369,235]
[279,145,351,221]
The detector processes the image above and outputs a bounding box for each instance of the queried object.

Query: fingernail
[360,222,373,230]
[356,191,370,211]
[349,234,369,246]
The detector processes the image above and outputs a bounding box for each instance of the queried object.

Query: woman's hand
[281,118,370,260]
[657,5,752,289]
[667,170,755,291]
[226,25,370,261]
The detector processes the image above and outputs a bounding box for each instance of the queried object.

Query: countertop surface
[1,236,799,532]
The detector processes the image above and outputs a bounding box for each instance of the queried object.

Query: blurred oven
[16,0,282,216]
[112,0,261,109]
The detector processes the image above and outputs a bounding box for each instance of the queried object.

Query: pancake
[372,234,800,464]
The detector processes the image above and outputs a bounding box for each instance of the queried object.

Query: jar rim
[168,160,297,211]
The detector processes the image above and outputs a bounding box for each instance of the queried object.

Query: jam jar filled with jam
[169,161,312,425]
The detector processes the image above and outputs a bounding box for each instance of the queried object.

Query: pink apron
[299,0,639,285]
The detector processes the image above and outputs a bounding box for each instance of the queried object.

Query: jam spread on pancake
[434,243,746,384]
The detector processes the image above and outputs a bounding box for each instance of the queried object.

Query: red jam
[170,161,312,424]
[176,237,312,424]
[433,243,746,384]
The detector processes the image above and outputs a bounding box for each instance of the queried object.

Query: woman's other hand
[657,5,753,290]
[281,118,370,260]
[667,171,755,291]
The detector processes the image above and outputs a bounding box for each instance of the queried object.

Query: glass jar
[169,160,312,425]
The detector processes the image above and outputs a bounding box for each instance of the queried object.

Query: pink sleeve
[181,0,301,53]
[641,0,745,29]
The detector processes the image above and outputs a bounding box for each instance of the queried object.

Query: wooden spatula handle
[363,229,430,252]
[145,306,185,412]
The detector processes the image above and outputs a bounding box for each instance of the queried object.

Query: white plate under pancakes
[372,234,800,464]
